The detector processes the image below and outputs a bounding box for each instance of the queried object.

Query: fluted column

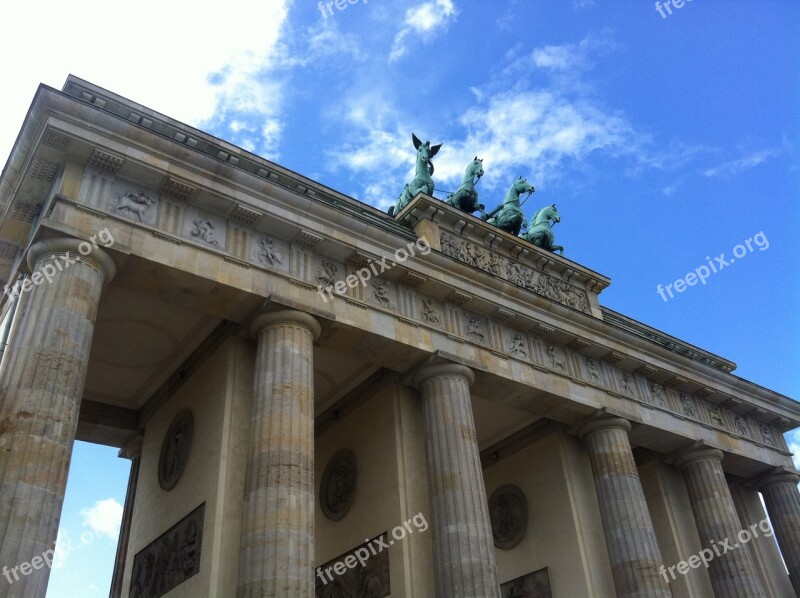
[757,471,800,596]
[675,448,765,597]
[110,436,143,598]
[0,237,115,597]
[577,416,671,598]
[413,363,499,598]
[238,310,321,598]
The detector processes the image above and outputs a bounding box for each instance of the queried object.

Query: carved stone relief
[315,260,340,288]
[129,503,204,598]
[506,333,529,358]
[114,191,158,226]
[320,449,357,521]
[649,383,669,408]
[465,314,486,344]
[501,568,552,598]
[420,297,443,327]
[368,278,393,309]
[182,209,226,248]
[583,357,602,384]
[159,411,194,491]
[315,535,390,598]
[252,237,285,268]
[440,231,591,314]
[489,485,528,550]
[544,344,566,372]
[679,392,697,418]
[619,372,635,395]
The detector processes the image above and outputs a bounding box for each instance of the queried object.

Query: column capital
[118,435,144,460]
[674,446,724,470]
[410,362,474,390]
[754,468,800,491]
[577,414,631,440]
[28,236,116,283]
[249,309,321,341]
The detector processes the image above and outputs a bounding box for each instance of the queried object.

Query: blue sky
[0,0,798,594]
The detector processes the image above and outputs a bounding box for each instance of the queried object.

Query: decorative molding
[292,230,323,249]
[10,202,42,223]
[74,204,106,219]
[160,176,197,200]
[398,270,426,288]
[490,308,515,322]
[44,132,68,150]
[605,351,626,364]
[0,241,19,260]
[440,231,591,314]
[28,158,58,182]
[88,148,124,173]
[229,203,264,225]
[223,256,251,269]
[152,230,183,245]
[446,290,472,305]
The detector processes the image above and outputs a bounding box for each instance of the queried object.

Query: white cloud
[81,498,123,541]
[0,0,291,165]
[703,148,782,178]
[390,0,458,61]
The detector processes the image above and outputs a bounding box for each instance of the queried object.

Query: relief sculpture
[439,232,590,314]
[129,503,204,598]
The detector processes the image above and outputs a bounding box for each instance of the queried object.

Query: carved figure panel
[465,314,487,344]
[649,383,669,408]
[182,209,226,248]
[159,411,193,491]
[500,568,552,598]
[129,503,204,598]
[583,357,602,384]
[368,278,394,309]
[419,297,443,327]
[544,344,567,372]
[706,404,727,429]
[679,392,697,418]
[489,485,528,550]
[114,191,158,226]
[252,236,287,270]
[321,450,357,521]
[506,333,529,358]
[439,232,590,314]
[619,372,635,395]
[315,534,390,598]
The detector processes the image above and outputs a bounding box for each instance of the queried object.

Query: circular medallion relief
[489,485,528,549]
[158,410,194,491]
[320,449,357,521]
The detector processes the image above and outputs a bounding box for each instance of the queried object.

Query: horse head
[468,156,484,180]
[506,177,535,205]
[412,133,442,171]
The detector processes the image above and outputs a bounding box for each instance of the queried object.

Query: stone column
[0,237,115,597]
[238,310,321,598]
[412,364,500,598]
[577,416,671,598]
[110,436,143,598]
[675,448,766,597]
[757,471,800,596]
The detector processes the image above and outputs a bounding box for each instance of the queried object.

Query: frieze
[501,568,552,598]
[129,503,204,598]
[315,535,390,598]
[440,231,591,314]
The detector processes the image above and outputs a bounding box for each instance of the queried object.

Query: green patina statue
[445,157,485,217]
[522,203,564,254]
[388,133,442,216]
[482,177,535,236]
